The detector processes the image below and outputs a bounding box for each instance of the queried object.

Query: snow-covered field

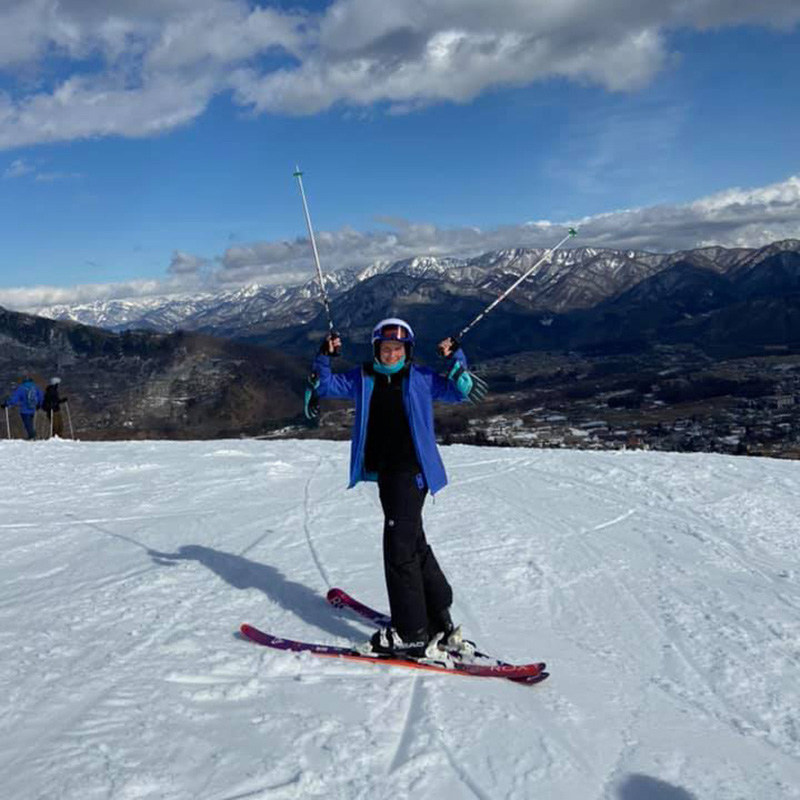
[1,439,798,800]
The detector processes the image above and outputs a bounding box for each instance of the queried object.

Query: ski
[327,587,389,626]
[326,587,548,684]
[240,624,547,682]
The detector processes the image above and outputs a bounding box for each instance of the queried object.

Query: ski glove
[304,373,320,420]
[437,336,460,357]
[319,331,342,357]
[447,360,488,403]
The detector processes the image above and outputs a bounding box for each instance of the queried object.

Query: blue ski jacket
[6,380,43,416]
[313,349,469,495]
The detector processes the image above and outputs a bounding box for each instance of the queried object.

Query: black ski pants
[378,471,452,638]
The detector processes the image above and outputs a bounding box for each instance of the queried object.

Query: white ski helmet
[371,318,415,359]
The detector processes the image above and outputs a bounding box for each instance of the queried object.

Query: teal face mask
[373,356,406,375]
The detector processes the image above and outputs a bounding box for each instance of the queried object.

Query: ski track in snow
[1,438,799,799]
[301,453,335,590]
[386,675,424,776]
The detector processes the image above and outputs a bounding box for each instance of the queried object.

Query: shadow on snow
[617,774,697,800]
[148,544,366,642]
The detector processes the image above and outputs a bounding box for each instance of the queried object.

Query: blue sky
[0,0,798,308]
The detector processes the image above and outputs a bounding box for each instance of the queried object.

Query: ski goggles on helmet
[371,318,415,344]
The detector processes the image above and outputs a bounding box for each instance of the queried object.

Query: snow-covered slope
[1,440,798,799]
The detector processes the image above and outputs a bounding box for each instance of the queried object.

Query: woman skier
[310,318,486,661]
[2,375,43,440]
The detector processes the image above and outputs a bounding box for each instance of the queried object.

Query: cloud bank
[1,174,798,309]
[0,0,798,148]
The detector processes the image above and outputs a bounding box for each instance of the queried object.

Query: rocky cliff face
[0,308,307,439]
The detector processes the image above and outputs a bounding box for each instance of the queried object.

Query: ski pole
[50,410,54,439]
[293,166,341,355]
[65,401,75,439]
[4,406,9,440]
[445,228,578,350]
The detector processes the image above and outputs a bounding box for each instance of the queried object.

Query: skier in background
[310,318,486,661]
[42,377,68,438]
[2,375,44,440]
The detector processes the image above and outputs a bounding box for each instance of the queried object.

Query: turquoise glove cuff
[304,373,320,420]
[446,360,487,402]
[447,361,474,398]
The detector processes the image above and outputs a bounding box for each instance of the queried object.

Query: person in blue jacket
[311,318,486,661]
[2,376,44,440]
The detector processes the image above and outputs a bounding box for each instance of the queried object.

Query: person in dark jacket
[2,376,44,440]
[42,377,68,438]
[312,318,486,661]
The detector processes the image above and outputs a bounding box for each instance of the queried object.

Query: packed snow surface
[1,439,799,800]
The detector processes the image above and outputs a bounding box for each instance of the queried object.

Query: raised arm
[312,353,359,399]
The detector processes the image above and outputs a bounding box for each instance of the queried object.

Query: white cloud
[0,73,217,149]
[690,176,800,212]
[2,174,798,310]
[168,251,209,275]
[0,1,797,146]
[2,156,82,181]
[145,5,303,71]
[3,157,34,178]
[34,171,83,182]
[209,175,800,280]
[0,278,169,309]
[0,0,301,148]
[230,24,668,115]
[0,0,54,68]
[231,0,800,115]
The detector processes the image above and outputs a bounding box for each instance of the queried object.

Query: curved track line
[302,455,332,588]
[386,676,424,775]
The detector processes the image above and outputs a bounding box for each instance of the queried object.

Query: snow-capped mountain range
[30,239,800,342]
[30,270,362,335]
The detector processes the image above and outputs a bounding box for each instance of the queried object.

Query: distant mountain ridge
[28,239,800,360]
[6,238,800,441]
[0,307,306,439]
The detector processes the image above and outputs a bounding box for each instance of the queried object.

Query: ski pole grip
[329,330,342,357]
[437,336,460,357]
[319,331,342,357]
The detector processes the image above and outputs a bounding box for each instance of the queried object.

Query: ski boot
[359,626,454,667]
[428,607,476,661]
